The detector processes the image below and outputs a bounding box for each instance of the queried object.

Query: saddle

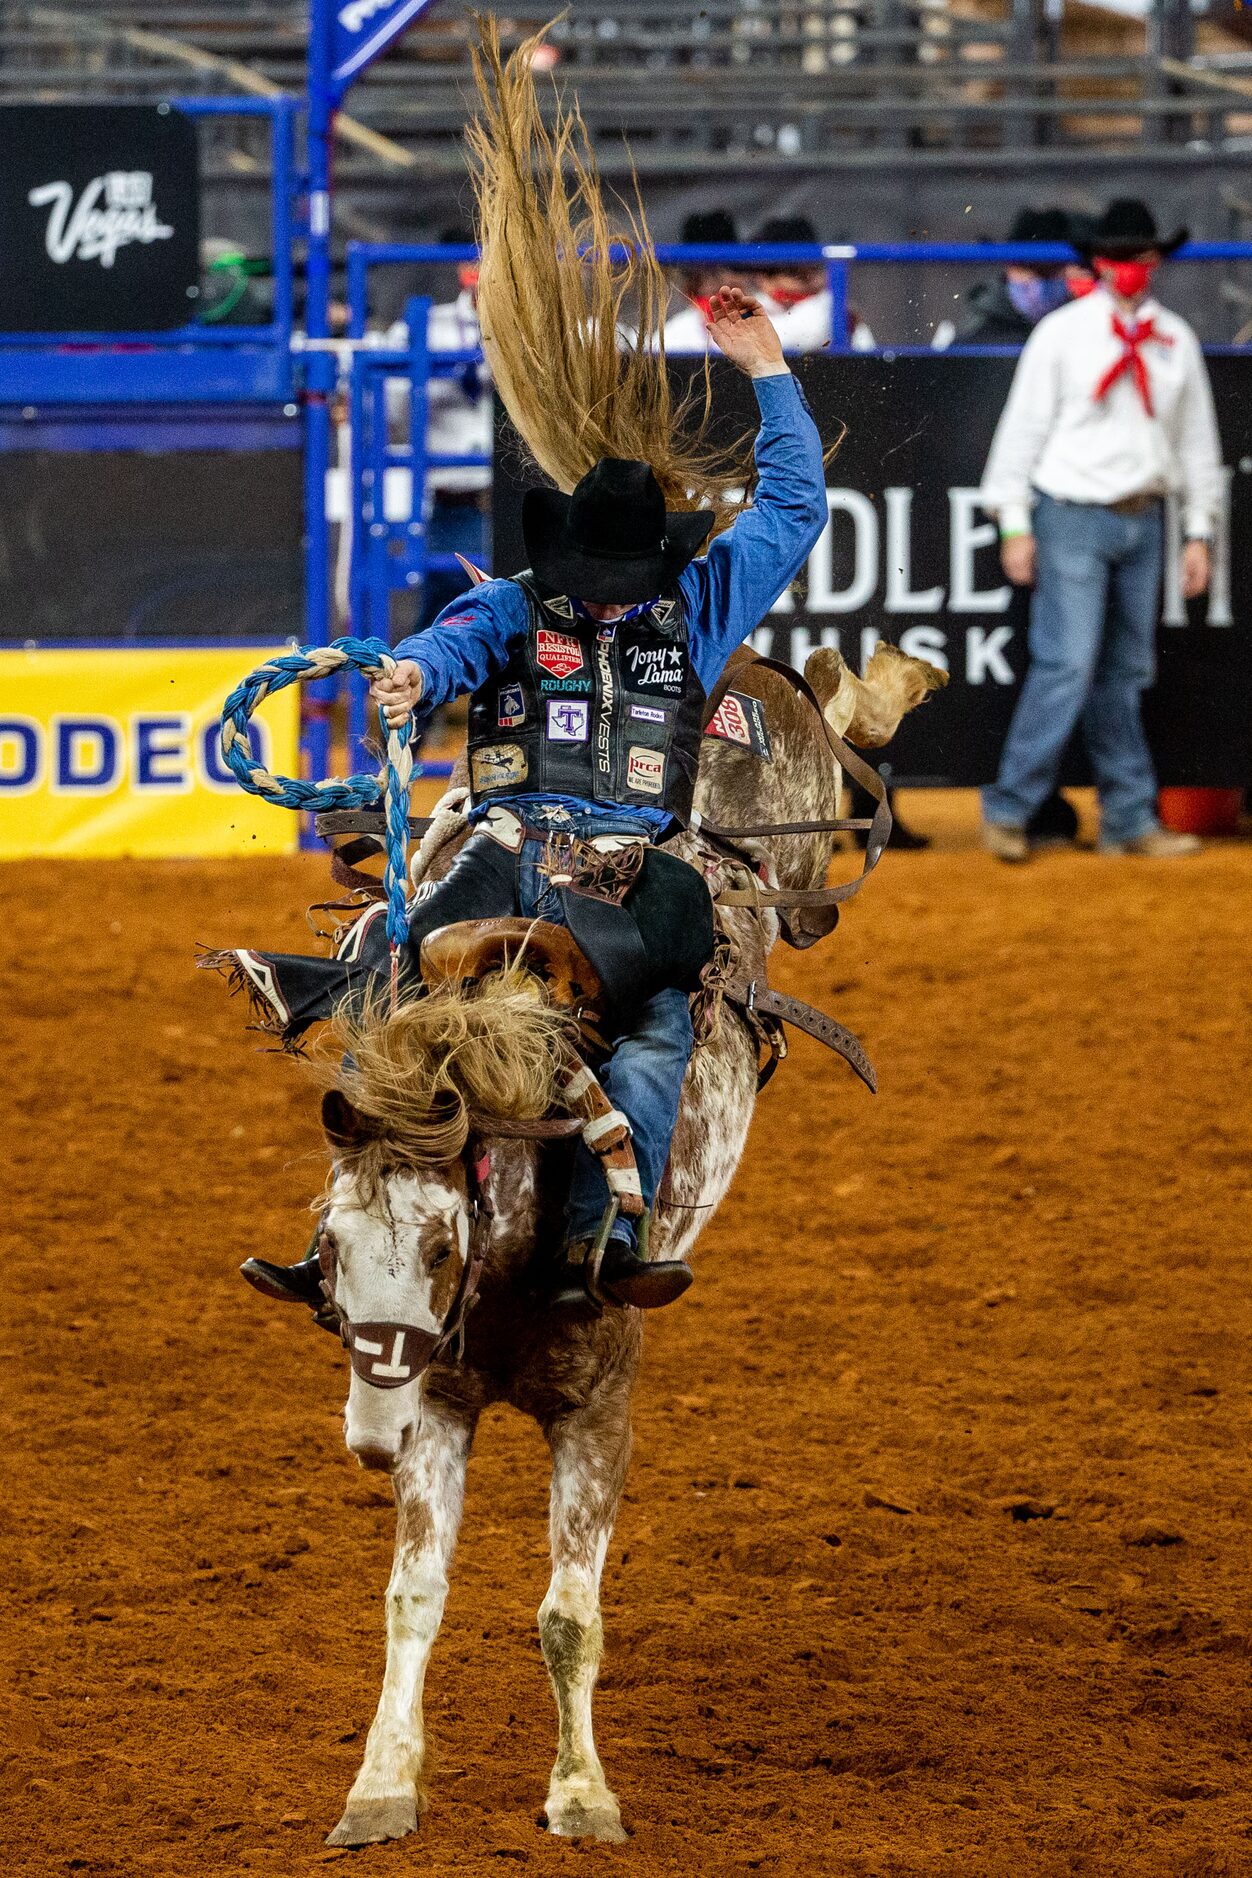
[420,916,608,1049]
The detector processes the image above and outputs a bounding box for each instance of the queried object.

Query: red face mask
[767,284,814,309]
[1095,257,1156,302]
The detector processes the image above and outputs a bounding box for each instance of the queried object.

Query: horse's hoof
[325,1796,419,1846]
[544,1798,628,1843]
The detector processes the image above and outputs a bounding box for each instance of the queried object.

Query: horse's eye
[431,1245,452,1269]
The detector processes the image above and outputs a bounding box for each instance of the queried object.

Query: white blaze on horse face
[324,1169,469,1471]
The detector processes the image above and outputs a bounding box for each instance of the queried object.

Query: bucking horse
[207,640,941,1846]
[203,17,946,1848]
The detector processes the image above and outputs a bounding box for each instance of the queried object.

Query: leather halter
[321,1138,494,1387]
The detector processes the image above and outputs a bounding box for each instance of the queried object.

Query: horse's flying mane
[319,976,574,1204]
[467,14,755,535]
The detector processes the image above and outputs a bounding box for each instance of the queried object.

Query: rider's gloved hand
[370,659,424,729]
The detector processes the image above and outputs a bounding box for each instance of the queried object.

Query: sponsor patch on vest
[497,682,525,729]
[626,744,665,795]
[536,628,584,680]
[704,689,773,761]
[630,703,667,725]
[546,698,589,743]
[470,742,528,792]
[539,674,591,694]
[622,636,686,694]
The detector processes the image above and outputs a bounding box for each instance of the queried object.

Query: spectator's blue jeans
[983,492,1163,845]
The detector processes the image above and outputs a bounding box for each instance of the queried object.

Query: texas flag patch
[535,628,585,680]
[705,690,773,761]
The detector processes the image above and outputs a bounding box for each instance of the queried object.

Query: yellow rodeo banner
[0,646,302,859]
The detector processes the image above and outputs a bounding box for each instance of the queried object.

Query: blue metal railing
[343,293,484,775]
[344,236,1252,366]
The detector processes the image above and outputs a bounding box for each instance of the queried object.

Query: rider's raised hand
[370,658,424,728]
[706,286,788,379]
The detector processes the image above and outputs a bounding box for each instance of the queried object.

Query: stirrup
[585,1206,692,1311]
[583,1199,624,1309]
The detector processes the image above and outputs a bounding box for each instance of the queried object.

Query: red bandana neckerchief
[1092,313,1172,418]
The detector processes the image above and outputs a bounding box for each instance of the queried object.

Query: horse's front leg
[538,1381,632,1843]
[328,1401,476,1847]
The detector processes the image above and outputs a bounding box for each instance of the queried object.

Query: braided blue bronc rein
[220,636,415,950]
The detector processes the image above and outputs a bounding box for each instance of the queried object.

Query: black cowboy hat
[1006,206,1073,246]
[522,458,714,605]
[680,208,739,245]
[1073,198,1187,259]
[757,213,819,246]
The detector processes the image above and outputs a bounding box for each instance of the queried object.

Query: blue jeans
[515,814,694,1249]
[983,492,1163,845]
[410,806,695,1250]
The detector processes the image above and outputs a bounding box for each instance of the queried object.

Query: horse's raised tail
[323,976,575,1199]
[805,643,948,749]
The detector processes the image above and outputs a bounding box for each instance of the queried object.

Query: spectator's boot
[852,783,929,852]
[1099,827,1201,858]
[982,821,1029,863]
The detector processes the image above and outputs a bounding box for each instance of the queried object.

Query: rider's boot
[241,1231,325,1308]
[550,1214,692,1313]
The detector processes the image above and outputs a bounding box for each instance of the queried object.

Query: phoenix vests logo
[28,172,173,269]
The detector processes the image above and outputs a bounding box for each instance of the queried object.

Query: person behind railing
[660,209,758,352]
[753,214,876,353]
[382,226,492,635]
[937,207,1096,849]
[953,208,1093,347]
[979,199,1220,863]
[932,208,1095,354]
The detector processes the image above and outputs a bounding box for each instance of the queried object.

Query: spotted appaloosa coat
[320,641,942,1851]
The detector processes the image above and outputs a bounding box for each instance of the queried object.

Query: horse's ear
[321,1088,372,1149]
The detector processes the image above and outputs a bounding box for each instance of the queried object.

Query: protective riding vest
[465,576,707,824]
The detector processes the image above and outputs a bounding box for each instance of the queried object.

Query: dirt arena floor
[4,791,1251,1878]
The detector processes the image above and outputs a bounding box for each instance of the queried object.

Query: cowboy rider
[244,285,827,1314]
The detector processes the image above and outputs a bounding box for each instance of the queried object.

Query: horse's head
[314,972,572,1471]
[318,1089,486,1471]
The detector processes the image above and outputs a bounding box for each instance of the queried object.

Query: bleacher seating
[6,1,1252,164]
[5,0,1252,336]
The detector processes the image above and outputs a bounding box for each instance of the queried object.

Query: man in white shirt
[979,199,1221,860]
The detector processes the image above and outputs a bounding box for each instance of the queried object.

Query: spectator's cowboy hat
[757,214,818,245]
[680,208,739,245]
[1007,207,1073,247]
[1074,198,1187,259]
[522,459,714,604]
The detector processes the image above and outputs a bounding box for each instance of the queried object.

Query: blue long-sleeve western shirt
[393,370,827,830]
